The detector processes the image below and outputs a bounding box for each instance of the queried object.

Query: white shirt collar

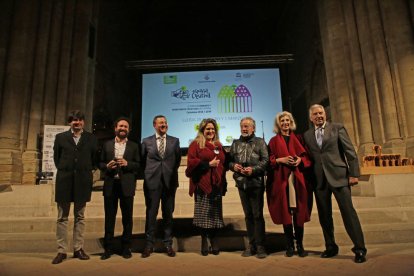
[314,122,326,131]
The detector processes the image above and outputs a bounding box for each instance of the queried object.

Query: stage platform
[1,167,414,254]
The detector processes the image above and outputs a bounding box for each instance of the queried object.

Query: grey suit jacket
[141,134,181,190]
[303,122,360,188]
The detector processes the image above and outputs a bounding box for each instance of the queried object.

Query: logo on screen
[218,84,252,113]
[171,86,190,100]
[164,75,177,84]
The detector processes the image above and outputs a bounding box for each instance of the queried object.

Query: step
[1,221,414,253]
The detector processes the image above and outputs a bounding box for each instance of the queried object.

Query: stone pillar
[0,0,14,108]
[342,0,374,155]
[0,1,39,185]
[22,0,54,185]
[379,0,414,158]
[354,0,403,155]
[317,0,375,155]
[53,0,76,125]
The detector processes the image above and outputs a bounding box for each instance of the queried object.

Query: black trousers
[314,176,366,253]
[238,187,266,247]
[103,181,134,250]
[144,181,177,247]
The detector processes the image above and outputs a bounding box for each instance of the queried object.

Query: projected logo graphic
[218,84,252,113]
[164,75,178,84]
[171,86,190,100]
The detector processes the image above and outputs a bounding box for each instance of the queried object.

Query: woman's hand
[291,156,301,167]
[277,156,294,165]
[209,156,220,167]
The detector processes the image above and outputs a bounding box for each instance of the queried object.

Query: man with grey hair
[229,117,269,258]
[303,104,366,263]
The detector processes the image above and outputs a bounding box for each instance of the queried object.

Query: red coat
[266,133,312,226]
[186,141,226,196]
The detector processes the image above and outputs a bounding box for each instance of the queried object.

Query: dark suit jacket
[303,122,360,188]
[141,134,181,190]
[99,139,141,197]
[53,130,98,203]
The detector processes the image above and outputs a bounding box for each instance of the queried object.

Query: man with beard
[141,115,181,258]
[99,117,141,260]
[52,110,98,264]
[229,117,269,259]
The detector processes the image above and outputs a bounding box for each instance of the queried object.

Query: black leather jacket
[229,134,269,190]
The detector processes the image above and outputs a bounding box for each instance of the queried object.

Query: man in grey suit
[141,115,181,258]
[303,104,366,263]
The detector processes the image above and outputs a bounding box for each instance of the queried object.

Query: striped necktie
[158,137,165,158]
[316,127,323,148]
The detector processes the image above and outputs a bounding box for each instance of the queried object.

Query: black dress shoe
[285,246,294,257]
[166,246,176,257]
[321,248,339,258]
[354,251,366,263]
[52,253,67,264]
[73,248,90,260]
[101,250,112,260]
[122,248,132,259]
[141,247,153,258]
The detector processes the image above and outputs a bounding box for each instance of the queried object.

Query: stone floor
[1,243,413,276]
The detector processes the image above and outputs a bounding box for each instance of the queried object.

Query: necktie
[158,137,165,158]
[316,127,323,148]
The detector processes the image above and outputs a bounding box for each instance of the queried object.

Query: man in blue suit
[141,115,181,257]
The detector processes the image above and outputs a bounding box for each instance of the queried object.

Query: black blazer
[53,130,98,203]
[141,134,181,190]
[99,139,141,197]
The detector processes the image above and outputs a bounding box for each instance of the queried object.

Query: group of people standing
[51,104,367,265]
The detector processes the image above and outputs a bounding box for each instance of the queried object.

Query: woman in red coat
[266,111,312,257]
[185,118,226,256]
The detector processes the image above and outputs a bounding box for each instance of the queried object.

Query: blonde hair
[274,111,297,133]
[194,118,220,149]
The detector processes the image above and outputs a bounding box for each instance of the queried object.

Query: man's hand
[116,158,128,167]
[349,177,359,186]
[107,160,117,169]
[234,163,244,172]
[241,166,253,176]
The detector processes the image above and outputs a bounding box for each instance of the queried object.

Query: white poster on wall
[42,125,70,181]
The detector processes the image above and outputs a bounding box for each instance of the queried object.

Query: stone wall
[0,0,99,185]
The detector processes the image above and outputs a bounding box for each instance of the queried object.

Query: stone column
[317,0,375,153]
[0,1,39,185]
[379,0,414,158]
[354,0,403,155]
[342,0,374,155]
[0,0,14,108]
[53,0,76,125]
[22,0,54,185]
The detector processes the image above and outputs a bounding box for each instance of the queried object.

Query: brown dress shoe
[52,253,67,264]
[166,246,176,257]
[141,247,153,258]
[73,248,90,260]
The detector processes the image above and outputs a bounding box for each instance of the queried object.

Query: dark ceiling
[99,0,302,61]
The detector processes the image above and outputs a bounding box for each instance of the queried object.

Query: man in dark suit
[52,110,98,264]
[141,115,181,258]
[99,117,140,260]
[303,104,367,263]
